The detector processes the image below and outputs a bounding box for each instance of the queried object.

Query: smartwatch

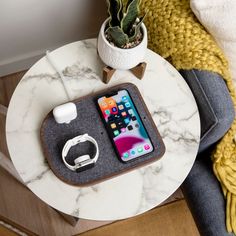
[62,134,99,172]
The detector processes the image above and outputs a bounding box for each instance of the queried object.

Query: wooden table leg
[56,210,79,226]
[130,62,147,80]
[0,104,8,116]
[103,66,116,84]
[0,152,25,185]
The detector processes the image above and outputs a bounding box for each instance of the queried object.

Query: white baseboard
[0,48,56,77]
[0,40,74,76]
[0,35,98,77]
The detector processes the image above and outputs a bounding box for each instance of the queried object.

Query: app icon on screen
[128,109,134,115]
[144,144,150,150]
[118,105,124,110]
[124,118,130,124]
[101,102,107,107]
[105,109,110,115]
[112,107,117,112]
[122,96,128,101]
[121,128,126,133]
[123,152,129,158]
[127,125,133,130]
[130,150,136,155]
[137,147,143,153]
[113,130,119,136]
[108,100,115,105]
[111,123,116,129]
[125,102,131,108]
[121,111,127,116]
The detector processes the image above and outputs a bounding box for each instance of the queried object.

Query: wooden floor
[0,225,18,236]
[0,71,200,236]
[80,200,200,236]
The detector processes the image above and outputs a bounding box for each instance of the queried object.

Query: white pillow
[190,0,236,85]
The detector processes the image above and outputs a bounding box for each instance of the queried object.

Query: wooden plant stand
[102,62,147,84]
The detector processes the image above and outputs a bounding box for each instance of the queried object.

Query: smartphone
[97,89,154,162]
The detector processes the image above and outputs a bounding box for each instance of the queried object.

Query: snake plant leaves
[107,0,123,27]
[106,26,129,48]
[121,0,139,34]
[128,15,145,42]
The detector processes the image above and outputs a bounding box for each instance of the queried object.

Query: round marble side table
[6,38,200,221]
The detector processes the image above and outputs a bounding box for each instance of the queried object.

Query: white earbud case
[53,102,77,124]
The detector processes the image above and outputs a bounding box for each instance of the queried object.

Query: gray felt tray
[40,83,165,186]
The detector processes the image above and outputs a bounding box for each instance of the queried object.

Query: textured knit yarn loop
[139,0,236,234]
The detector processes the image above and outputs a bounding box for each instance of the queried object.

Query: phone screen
[97,89,153,162]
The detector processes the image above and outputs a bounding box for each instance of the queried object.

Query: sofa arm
[180,69,235,235]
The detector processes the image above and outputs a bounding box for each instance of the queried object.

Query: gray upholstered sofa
[180,69,235,236]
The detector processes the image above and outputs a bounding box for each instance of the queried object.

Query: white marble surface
[6,38,200,220]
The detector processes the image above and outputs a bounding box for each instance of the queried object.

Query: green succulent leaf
[128,15,145,42]
[121,0,139,34]
[106,26,129,48]
[107,0,123,27]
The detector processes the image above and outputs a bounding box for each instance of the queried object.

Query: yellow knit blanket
[138,0,236,233]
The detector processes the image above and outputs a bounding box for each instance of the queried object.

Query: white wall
[0,0,107,76]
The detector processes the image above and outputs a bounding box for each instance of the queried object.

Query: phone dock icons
[137,147,143,153]
[130,150,136,155]
[144,144,150,150]
[123,152,129,158]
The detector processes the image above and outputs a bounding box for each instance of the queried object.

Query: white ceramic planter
[97,18,148,70]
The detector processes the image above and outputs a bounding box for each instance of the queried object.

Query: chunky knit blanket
[138,0,236,233]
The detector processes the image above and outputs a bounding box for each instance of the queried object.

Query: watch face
[62,135,98,172]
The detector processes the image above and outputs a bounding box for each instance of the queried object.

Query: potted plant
[98,0,147,70]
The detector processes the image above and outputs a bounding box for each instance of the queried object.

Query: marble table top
[6,38,200,220]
